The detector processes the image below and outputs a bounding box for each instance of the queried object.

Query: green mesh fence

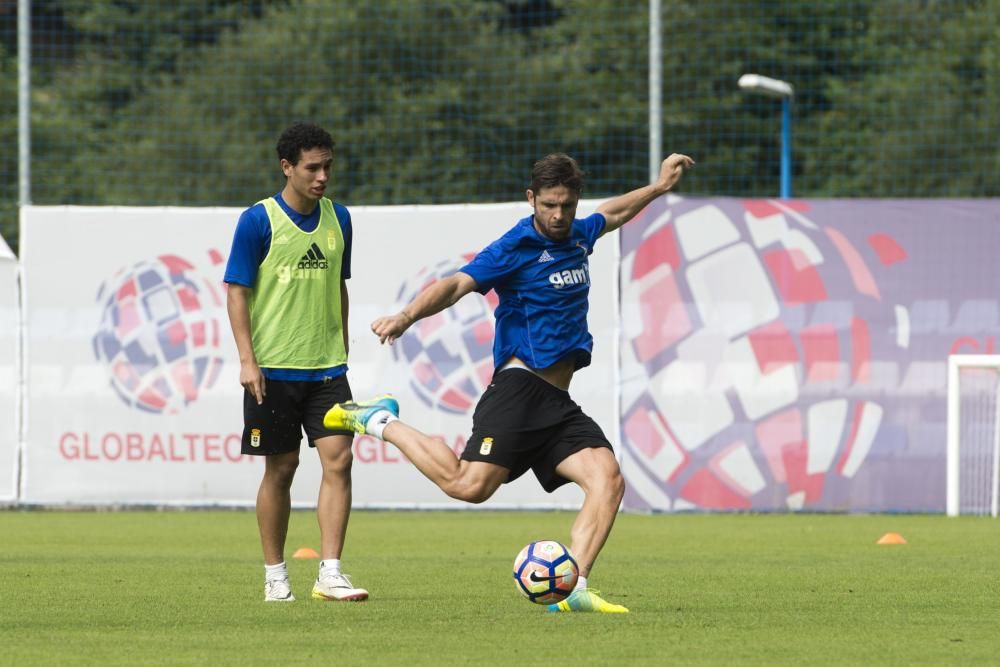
[1,0,997,251]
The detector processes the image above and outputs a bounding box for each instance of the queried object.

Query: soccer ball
[512,540,579,604]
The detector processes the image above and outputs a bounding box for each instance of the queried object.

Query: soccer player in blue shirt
[326,151,694,612]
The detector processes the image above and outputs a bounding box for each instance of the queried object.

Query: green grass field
[2,510,998,666]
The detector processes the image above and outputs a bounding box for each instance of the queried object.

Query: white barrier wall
[0,235,18,501]
[19,203,614,508]
[18,198,1000,512]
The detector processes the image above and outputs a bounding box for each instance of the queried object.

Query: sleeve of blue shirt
[459,231,522,294]
[223,204,270,287]
[581,212,607,249]
[334,202,352,281]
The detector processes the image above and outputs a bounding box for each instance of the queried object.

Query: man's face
[282,146,333,203]
[527,185,579,241]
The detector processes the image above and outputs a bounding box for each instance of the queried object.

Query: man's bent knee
[321,449,353,478]
[444,479,494,504]
[443,469,505,504]
[264,454,299,486]
[316,436,354,479]
[609,469,626,505]
[594,457,626,504]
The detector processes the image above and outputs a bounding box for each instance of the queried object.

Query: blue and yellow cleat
[323,395,399,434]
[547,589,629,613]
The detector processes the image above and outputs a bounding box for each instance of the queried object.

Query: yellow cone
[876,532,907,545]
[292,547,320,559]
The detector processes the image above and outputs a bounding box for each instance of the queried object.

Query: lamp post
[738,73,794,199]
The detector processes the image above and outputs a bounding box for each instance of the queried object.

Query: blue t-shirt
[224,193,352,381]
[460,212,606,372]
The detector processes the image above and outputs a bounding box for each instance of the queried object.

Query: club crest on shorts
[479,437,493,456]
[250,428,262,448]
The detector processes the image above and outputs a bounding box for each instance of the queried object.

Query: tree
[30,0,287,206]
[13,0,998,246]
[0,42,18,250]
[815,0,999,196]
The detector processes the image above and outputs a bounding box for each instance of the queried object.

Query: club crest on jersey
[479,437,493,455]
[548,263,590,289]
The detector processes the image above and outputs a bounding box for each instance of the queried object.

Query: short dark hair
[528,153,584,196]
[276,122,335,165]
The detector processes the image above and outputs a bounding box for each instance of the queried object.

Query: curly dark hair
[276,122,335,165]
[528,153,585,196]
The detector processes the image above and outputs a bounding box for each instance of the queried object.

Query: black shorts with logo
[461,368,612,492]
[241,375,353,456]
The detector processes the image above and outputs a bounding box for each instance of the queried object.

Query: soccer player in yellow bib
[225,123,367,603]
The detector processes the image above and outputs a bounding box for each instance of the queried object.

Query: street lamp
[738,73,794,199]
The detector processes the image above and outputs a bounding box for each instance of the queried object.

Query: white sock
[575,575,588,592]
[319,558,342,577]
[366,411,399,440]
[264,561,289,581]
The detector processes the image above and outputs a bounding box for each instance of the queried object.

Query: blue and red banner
[619,198,1000,512]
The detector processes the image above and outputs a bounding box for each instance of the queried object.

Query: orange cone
[292,546,320,559]
[876,532,907,545]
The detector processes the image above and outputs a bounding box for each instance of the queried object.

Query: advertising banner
[21,206,252,504]
[21,197,999,511]
[0,234,17,501]
[619,198,1000,512]
[19,202,614,508]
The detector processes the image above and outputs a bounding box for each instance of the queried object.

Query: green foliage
[0,42,18,249]
[815,0,1000,196]
[0,0,996,251]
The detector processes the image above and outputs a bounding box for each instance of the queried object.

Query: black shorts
[241,375,353,456]
[461,368,612,492]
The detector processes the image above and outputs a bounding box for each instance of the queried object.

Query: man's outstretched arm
[371,271,479,345]
[597,153,694,235]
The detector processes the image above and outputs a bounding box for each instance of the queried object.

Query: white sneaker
[264,577,295,602]
[311,573,369,601]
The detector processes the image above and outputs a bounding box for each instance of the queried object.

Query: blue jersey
[460,212,606,372]
[224,193,353,381]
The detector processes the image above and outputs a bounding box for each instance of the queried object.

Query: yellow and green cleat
[547,589,629,613]
[323,394,399,434]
